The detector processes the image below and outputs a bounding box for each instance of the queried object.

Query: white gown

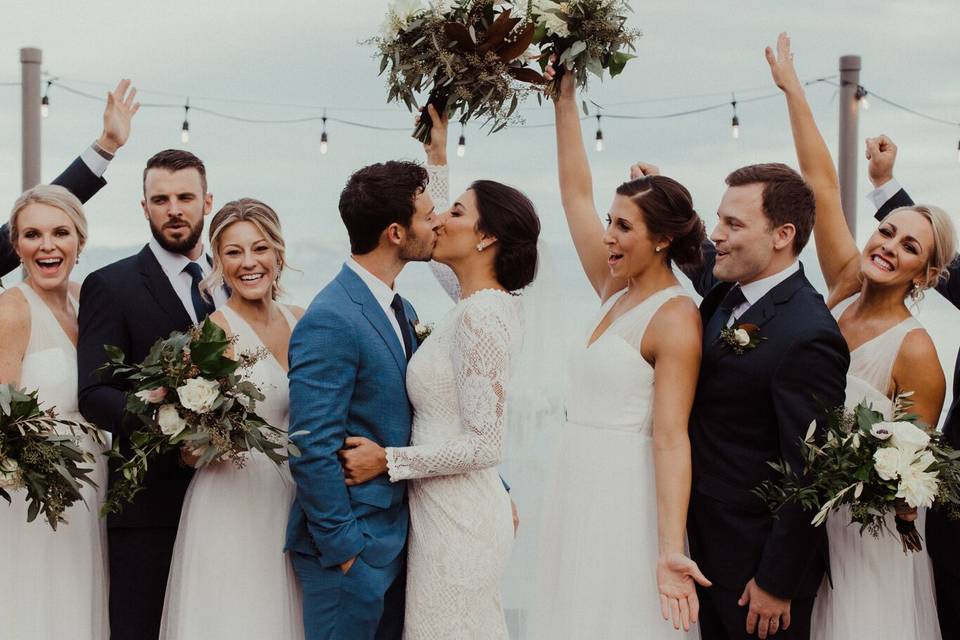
[385,289,523,639]
[811,294,941,640]
[528,286,700,640]
[0,281,109,639]
[159,304,304,640]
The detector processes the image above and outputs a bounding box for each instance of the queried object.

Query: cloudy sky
[1,0,958,394]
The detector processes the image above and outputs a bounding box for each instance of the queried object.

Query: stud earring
[476,242,484,252]
[655,246,662,253]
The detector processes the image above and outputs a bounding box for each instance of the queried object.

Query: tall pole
[20,47,42,191]
[838,54,861,238]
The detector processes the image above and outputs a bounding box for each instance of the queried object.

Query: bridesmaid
[0,185,109,639]
[159,198,305,639]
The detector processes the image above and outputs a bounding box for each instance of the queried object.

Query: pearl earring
[476,242,484,252]
[655,246,662,253]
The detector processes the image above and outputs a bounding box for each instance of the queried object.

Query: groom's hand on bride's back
[339,436,388,485]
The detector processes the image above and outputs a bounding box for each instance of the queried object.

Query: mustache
[163,219,191,229]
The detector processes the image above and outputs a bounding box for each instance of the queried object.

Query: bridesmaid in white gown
[767,32,955,640]
[160,199,305,639]
[527,68,711,638]
[0,186,108,639]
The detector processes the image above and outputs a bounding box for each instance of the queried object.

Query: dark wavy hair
[339,160,429,255]
[469,180,541,291]
[725,163,815,255]
[143,149,207,194]
[616,175,705,268]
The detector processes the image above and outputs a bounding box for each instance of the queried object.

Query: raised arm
[766,33,860,301]
[419,104,461,301]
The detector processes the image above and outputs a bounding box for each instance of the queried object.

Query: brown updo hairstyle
[616,176,705,269]
[469,180,541,291]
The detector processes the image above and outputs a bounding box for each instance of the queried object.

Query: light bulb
[181,121,190,144]
[860,95,870,110]
[320,131,328,155]
[595,129,604,152]
[731,115,740,139]
[41,95,49,118]
[956,139,960,163]
[457,133,466,157]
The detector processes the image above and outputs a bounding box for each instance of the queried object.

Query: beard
[399,227,435,263]
[150,217,204,256]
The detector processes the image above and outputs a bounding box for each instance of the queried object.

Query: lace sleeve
[425,163,460,301]
[385,295,516,481]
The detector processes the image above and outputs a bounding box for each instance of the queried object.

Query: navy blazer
[286,265,418,570]
[684,243,849,598]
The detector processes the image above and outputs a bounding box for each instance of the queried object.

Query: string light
[730,94,740,139]
[856,85,870,110]
[457,126,466,157]
[595,114,603,152]
[956,138,959,163]
[40,80,51,118]
[181,99,190,144]
[320,112,328,155]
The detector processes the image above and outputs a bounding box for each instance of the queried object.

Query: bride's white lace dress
[811,294,941,640]
[528,285,699,639]
[385,287,523,639]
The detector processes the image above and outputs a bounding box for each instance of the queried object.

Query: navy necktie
[390,293,414,361]
[183,262,216,323]
[706,284,747,341]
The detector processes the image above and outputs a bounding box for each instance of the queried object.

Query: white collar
[738,260,800,306]
[345,258,397,309]
[148,237,208,277]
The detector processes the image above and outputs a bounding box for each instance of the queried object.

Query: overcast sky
[1,0,958,388]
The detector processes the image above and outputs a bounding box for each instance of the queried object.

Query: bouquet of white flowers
[98,318,300,514]
[755,394,960,553]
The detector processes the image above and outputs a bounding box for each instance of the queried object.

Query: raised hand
[656,551,711,631]
[418,103,448,165]
[865,134,898,188]
[629,161,661,180]
[544,55,575,102]
[764,32,803,95]
[97,79,140,154]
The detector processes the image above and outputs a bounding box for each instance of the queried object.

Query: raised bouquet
[98,318,300,514]
[755,394,960,553]
[372,0,547,142]
[530,0,641,98]
[0,385,104,529]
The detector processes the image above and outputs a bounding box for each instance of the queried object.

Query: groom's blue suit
[286,264,418,640]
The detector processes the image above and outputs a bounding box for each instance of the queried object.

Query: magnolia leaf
[444,22,476,51]
[477,7,514,52]
[507,67,546,85]
[497,22,535,62]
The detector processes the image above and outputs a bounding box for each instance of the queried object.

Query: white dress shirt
[345,258,406,348]
[729,260,801,326]
[148,238,228,324]
[866,178,902,213]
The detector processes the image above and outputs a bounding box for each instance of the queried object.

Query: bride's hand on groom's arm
[657,551,711,632]
[338,436,388,485]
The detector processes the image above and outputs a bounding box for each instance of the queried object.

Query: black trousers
[108,526,179,640]
[697,584,814,640]
[932,562,960,640]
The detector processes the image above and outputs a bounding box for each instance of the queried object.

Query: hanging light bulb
[595,114,604,152]
[457,128,466,157]
[956,138,960,163]
[320,114,328,155]
[180,99,190,144]
[730,95,739,139]
[40,81,51,118]
[856,86,870,110]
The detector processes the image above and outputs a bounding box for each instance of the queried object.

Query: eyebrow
[883,222,923,248]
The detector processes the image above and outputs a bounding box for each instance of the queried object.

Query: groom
[286,160,437,640]
[651,161,849,639]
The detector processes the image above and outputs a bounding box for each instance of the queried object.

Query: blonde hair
[9,184,88,250]
[880,204,957,292]
[201,198,288,301]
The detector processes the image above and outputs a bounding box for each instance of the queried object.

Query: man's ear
[141,199,149,221]
[772,223,797,252]
[384,222,405,247]
[203,192,214,216]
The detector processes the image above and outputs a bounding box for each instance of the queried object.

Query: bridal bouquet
[755,394,960,553]
[530,0,641,98]
[371,0,546,142]
[98,318,300,514]
[0,385,104,529]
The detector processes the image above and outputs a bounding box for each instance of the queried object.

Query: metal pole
[20,47,42,191]
[838,54,861,238]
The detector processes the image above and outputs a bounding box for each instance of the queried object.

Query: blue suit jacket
[286,265,418,569]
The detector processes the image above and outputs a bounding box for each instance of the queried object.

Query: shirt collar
[739,260,800,306]
[149,237,209,277]
[345,258,396,309]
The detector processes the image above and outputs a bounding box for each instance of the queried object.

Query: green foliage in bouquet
[530,0,641,99]
[0,385,104,529]
[371,0,546,142]
[98,318,301,515]
[754,395,960,553]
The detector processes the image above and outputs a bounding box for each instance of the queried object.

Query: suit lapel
[137,245,192,328]
[337,266,407,374]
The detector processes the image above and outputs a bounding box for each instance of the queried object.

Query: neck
[26,278,72,313]
[447,259,503,299]
[183,241,204,262]
[352,250,405,290]
[856,279,911,316]
[739,254,796,285]
[625,260,680,297]
[226,293,277,324]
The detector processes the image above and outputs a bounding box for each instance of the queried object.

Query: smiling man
[76,149,228,640]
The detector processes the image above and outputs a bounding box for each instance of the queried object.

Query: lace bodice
[385,289,522,481]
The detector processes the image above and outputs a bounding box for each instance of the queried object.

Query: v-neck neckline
[225,305,294,373]
[586,286,677,349]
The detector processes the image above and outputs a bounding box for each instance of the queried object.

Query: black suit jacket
[876,187,960,577]
[684,244,850,599]
[78,245,196,529]
[1,156,107,276]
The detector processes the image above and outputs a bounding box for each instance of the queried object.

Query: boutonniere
[720,323,766,355]
[411,320,433,344]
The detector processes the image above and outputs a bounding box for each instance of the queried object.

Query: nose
[709,223,724,245]
[39,232,56,251]
[240,249,257,269]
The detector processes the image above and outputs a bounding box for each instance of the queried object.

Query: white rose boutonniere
[719,323,765,355]
[412,320,434,345]
[176,378,221,414]
[156,404,188,437]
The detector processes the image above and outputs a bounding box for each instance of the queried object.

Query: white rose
[135,387,168,404]
[733,328,751,346]
[887,421,930,454]
[870,423,892,440]
[873,447,902,481]
[157,404,188,437]
[897,468,939,509]
[0,457,22,489]
[177,378,221,414]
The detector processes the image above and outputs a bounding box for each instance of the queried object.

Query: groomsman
[866,134,960,639]
[77,149,227,640]
[0,79,139,276]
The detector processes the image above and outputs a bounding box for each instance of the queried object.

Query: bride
[526,68,711,638]
[767,32,953,640]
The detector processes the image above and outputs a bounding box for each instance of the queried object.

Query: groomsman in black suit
[0,79,139,277]
[866,134,960,639]
[77,149,227,639]
[633,161,849,639]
